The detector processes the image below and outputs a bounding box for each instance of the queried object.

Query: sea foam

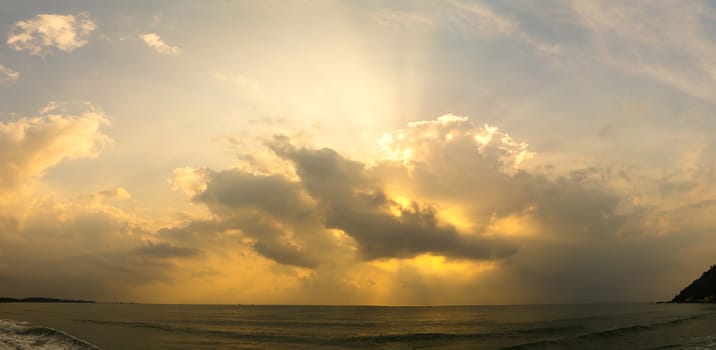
[0,319,101,350]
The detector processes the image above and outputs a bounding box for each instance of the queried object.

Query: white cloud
[379,114,535,170]
[139,33,180,55]
[7,13,96,56]
[0,64,18,82]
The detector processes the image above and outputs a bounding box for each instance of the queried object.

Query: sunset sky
[2,0,716,305]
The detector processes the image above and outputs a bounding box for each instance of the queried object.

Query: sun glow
[485,208,538,237]
[371,253,497,276]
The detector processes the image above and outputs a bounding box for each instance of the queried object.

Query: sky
[1,0,716,305]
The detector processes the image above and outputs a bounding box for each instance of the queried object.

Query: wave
[76,317,383,329]
[0,319,101,350]
[74,318,580,347]
[500,312,716,349]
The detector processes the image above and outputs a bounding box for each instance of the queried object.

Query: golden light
[485,208,538,237]
[371,253,497,276]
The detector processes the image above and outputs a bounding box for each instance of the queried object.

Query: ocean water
[1,303,715,349]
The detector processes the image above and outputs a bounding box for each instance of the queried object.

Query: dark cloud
[136,241,201,259]
[172,122,642,279]
[325,195,516,260]
[186,169,329,268]
[195,169,313,222]
[0,210,176,301]
[180,133,519,267]
[270,138,516,261]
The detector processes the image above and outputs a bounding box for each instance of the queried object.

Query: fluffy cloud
[139,33,180,55]
[0,64,19,82]
[0,105,110,201]
[0,104,204,301]
[7,13,95,56]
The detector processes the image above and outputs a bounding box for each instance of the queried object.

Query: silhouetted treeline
[671,265,716,303]
[0,297,95,303]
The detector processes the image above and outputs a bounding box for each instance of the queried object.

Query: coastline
[0,297,95,304]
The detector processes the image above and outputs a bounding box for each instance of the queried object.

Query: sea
[1,303,715,349]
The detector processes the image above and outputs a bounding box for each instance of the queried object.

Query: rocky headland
[671,265,716,303]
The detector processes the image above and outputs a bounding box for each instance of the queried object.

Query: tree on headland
[671,265,716,303]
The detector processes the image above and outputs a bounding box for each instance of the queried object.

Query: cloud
[164,120,527,269]
[169,167,209,198]
[7,13,95,56]
[136,241,201,259]
[377,1,561,56]
[188,169,337,268]
[158,113,716,304]
[570,0,716,100]
[0,104,110,208]
[2,107,715,303]
[160,116,561,270]
[267,135,518,262]
[139,33,180,55]
[0,198,184,301]
[0,104,184,300]
[0,106,110,190]
[0,109,713,304]
[97,187,131,200]
[378,1,716,99]
[0,64,19,82]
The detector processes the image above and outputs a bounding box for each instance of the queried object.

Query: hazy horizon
[2,0,716,306]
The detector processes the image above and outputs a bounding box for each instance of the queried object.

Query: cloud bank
[0,104,201,301]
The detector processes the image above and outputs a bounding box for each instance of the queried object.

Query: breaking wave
[0,319,101,350]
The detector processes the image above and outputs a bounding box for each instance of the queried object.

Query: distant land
[0,297,95,303]
[671,265,716,303]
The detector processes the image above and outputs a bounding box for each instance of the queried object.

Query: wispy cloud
[452,1,561,55]
[571,0,716,100]
[7,13,95,56]
[139,33,180,55]
[0,64,18,82]
[375,1,562,56]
